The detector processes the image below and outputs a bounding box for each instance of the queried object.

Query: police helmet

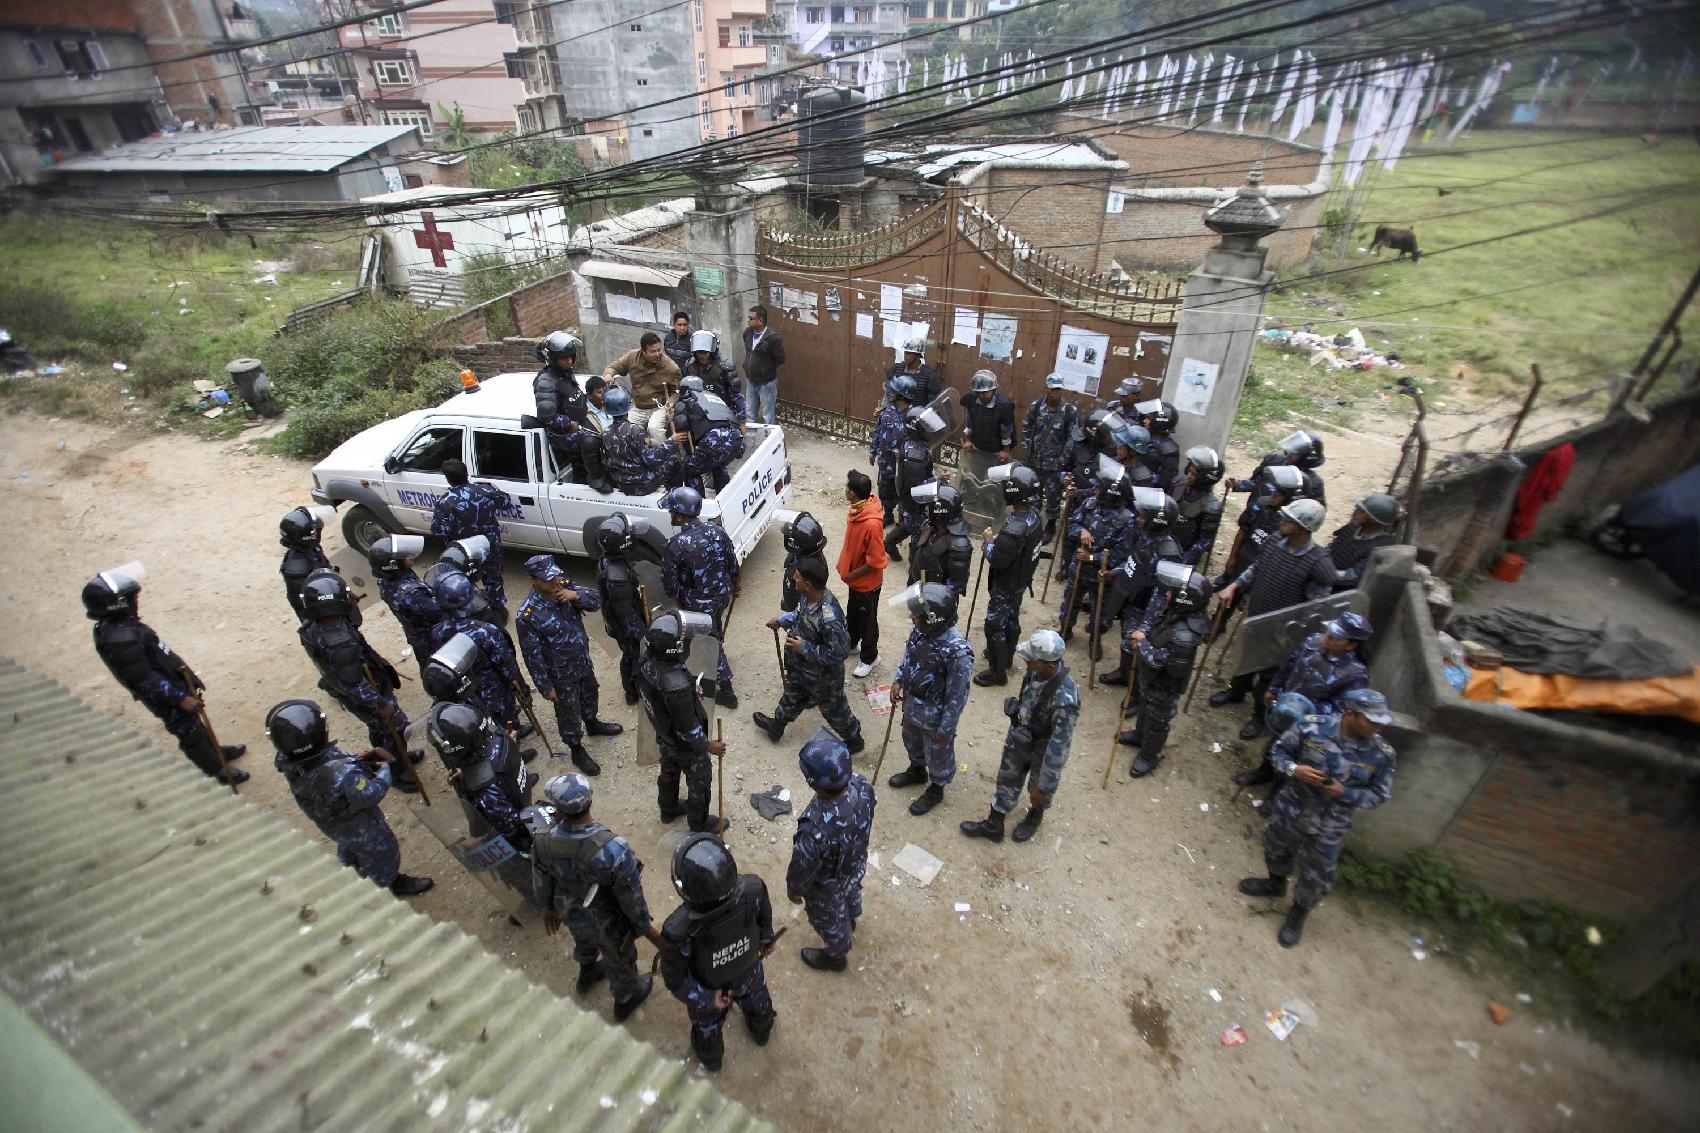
[1324,611,1373,642]
[520,803,560,837]
[300,567,353,618]
[1279,429,1326,469]
[1115,377,1142,400]
[535,330,582,366]
[1183,446,1224,487]
[82,560,144,620]
[1279,498,1327,533]
[905,581,958,634]
[644,611,691,662]
[597,513,635,557]
[799,729,852,793]
[279,505,327,547]
[1267,692,1316,736]
[783,512,827,556]
[689,329,719,356]
[927,483,964,525]
[1135,398,1179,435]
[1100,475,1136,509]
[1259,464,1307,500]
[603,384,632,418]
[542,771,594,817]
[1014,628,1066,664]
[426,701,489,761]
[432,569,476,613]
[1160,561,1214,613]
[422,633,481,700]
[1111,422,1152,456]
[902,405,935,441]
[265,698,330,761]
[672,833,738,909]
[999,464,1040,505]
[665,485,703,519]
[1356,493,1402,528]
[969,369,997,393]
[366,534,425,579]
[901,336,927,356]
[678,375,707,397]
[1132,486,1178,531]
[1086,408,1115,443]
[887,374,918,405]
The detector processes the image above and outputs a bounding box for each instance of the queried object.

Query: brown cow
[1370,225,1421,262]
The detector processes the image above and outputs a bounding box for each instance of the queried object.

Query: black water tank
[799,87,867,191]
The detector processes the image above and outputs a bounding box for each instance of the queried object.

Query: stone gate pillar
[685,160,758,349]
[1160,165,1285,459]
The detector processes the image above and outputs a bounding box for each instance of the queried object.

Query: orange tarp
[1463,666,1700,724]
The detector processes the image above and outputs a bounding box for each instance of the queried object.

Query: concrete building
[540,0,698,161]
[0,2,169,185]
[335,0,525,138]
[128,0,264,125]
[766,1,908,93]
[694,0,769,141]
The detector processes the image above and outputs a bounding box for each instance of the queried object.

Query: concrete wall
[1414,386,1700,580]
[552,1,699,161]
[1351,550,1700,925]
[0,27,164,184]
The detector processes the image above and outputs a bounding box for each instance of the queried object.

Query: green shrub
[0,282,146,360]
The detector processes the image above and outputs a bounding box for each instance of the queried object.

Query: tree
[436,102,473,149]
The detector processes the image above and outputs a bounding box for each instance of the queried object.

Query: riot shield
[913,388,962,454]
[1230,589,1369,676]
[407,798,534,919]
[635,707,662,767]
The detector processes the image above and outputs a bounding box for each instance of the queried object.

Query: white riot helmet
[689,329,719,355]
[1279,498,1327,532]
[902,336,927,356]
[970,369,997,393]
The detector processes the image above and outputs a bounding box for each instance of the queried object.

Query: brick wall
[451,337,548,380]
[1089,122,1323,188]
[972,167,1115,273]
[1096,186,1325,272]
[508,273,579,337]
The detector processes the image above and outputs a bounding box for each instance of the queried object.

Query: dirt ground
[3,408,1695,1133]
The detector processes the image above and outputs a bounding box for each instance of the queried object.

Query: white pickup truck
[309,371,793,563]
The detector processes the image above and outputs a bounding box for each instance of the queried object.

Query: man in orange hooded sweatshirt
[838,469,889,678]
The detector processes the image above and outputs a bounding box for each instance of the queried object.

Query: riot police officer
[780,511,828,614]
[266,698,432,896]
[1170,446,1226,566]
[1230,429,1328,504]
[1120,564,1214,777]
[516,554,620,775]
[1098,487,1182,672]
[887,581,974,816]
[660,834,777,1071]
[672,374,742,495]
[883,405,946,563]
[754,558,864,751]
[961,629,1079,844]
[973,464,1045,687]
[909,482,973,592]
[1131,398,1182,489]
[84,561,248,784]
[595,514,650,704]
[1326,494,1401,588]
[430,570,530,737]
[425,700,533,854]
[869,375,917,521]
[661,485,740,709]
[280,505,337,622]
[533,330,589,471]
[527,773,657,1016]
[886,336,940,404]
[683,328,747,423]
[1059,472,1137,641]
[602,385,678,495]
[958,369,1016,481]
[431,459,513,608]
[637,611,727,833]
[1021,373,1080,543]
[787,731,876,971]
[368,534,439,674]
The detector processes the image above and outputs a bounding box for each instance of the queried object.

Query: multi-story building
[767,1,907,90]
[333,0,525,139]
[129,0,264,125]
[532,0,698,160]
[693,0,767,141]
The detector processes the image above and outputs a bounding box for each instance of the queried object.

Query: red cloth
[1506,442,1576,540]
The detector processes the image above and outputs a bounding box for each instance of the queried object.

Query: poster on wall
[1053,324,1110,396]
[781,285,819,325]
[1175,357,1220,417]
[855,312,874,338]
[979,314,1017,361]
[769,282,784,309]
[825,286,843,312]
[605,293,655,324]
[879,283,903,323]
[951,306,980,346]
[1135,331,1173,360]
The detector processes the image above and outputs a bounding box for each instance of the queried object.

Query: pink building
[694,0,769,140]
[335,0,525,139]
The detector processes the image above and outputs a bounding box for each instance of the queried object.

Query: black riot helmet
[672,832,739,910]
[82,560,144,620]
[1156,561,1213,614]
[279,505,329,548]
[265,698,330,761]
[366,534,425,580]
[1279,430,1326,469]
[1101,475,1135,509]
[1356,493,1402,528]
[534,330,581,368]
[926,483,964,526]
[425,701,490,761]
[1132,486,1178,531]
[783,512,827,556]
[597,513,635,557]
[991,463,1040,505]
[422,633,482,700]
[645,611,691,662]
[300,567,353,619]
[1183,446,1223,487]
[1135,398,1179,436]
[902,581,958,635]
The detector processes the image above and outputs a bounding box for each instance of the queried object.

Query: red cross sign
[413,211,455,267]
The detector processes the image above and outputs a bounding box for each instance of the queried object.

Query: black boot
[1100,653,1132,686]
[584,718,623,737]
[1011,807,1044,843]
[613,976,652,1021]
[1238,717,1265,742]
[959,809,1005,842]
[1208,689,1244,707]
[715,684,739,710]
[1278,903,1312,948]
[1117,725,1142,747]
[1234,763,1276,787]
[909,783,944,816]
[515,721,536,739]
[746,1009,775,1045]
[216,765,251,785]
[1238,875,1289,898]
[752,712,786,743]
[575,960,605,993]
[693,1027,725,1071]
[845,732,865,755]
[973,665,1008,687]
[570,745,601,776]
[623,683,640,706]
[220,743,248,760]
[800,947,848,972]
[389,874,434,897]
[887,764,927,789]
[1129,751,1162,777]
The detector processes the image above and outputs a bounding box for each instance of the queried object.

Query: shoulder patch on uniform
[352,774,369,791]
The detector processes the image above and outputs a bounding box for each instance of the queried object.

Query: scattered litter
[1515,992,1532,1004]
[1282,999,1318,1028]
[1250,799,1262,809]
[1411,949,1427,961]
[1000,903,1011,912]
[399,647,414,662]
[868,851,881,871]
[749,785,792,821]
[203,406,225,419]
[178,309,192,316]
[1220,1024,1249,1047]
[1210,742,1222,753]
[892,843,943,887]
[111,362,128,371]
[1264,1008,1300,1042]
[1556,1103,1573,1119]
[56,440,65,450]
[18,471,29,480]
[1176,844,1196,863]
[639,1088,658,1107]
[598,1095,616,1109]
[1584,926,1603,946]
[953,902,971,913]
[42,365,66,375]
[192,379,221,393]
[866,684,894,713]
[1259,326,1405,372]
[1488,1001,1511,1025]
[1199,802,1210,813]
[1208,988,1222,1003]
[890,876,901,887]
[1453,1039,1480,1060]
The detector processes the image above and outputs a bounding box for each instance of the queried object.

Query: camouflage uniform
[517,585,604,748]
[1263,716,1396,907]
[278,746,401,887]
[771,589,862,744]
[662,518,739,690]
[991,663,1080,815]
[532,820,653,1007]
[894,625,974,787]
[786,772,876,959]
[430,614,526,732]
[431,482,513,606]
[1021,397,1080,540]
[869,401,908,517]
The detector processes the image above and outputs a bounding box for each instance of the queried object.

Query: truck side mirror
[383,455,401,475]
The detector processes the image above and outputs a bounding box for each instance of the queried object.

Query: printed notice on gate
[879,283,903,323]
[1053,324,1109,395]
[1175,357,1219,416]
[979,313,1017,361]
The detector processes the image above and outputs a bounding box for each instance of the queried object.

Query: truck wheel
[341,504,395,557]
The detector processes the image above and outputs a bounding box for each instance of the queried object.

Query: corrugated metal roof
[580,259,689,287]
[0,658,773,1133]
[51,126,419,174]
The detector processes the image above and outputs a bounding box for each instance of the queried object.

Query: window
[697,51,706,84]
[493,0,520,25]
[516,106,537,132]
[742,77,752,96]
[829,35,844,52]
[738,24,751,46]
[641,128,655,137]
[933,0,947,16]
[723,73,734,97]
[85,40,108,71]
[950,0,965,15]
[403,173,424,189]
[636,77,649,86]
[908,2,927,17]
[374,59,411,86]
[396,427,462,472]
[503,52,527,79]
[718,25,730,47]
[374,13,404,35]
[380,110,432,137]
[472,431,531,483]
[831,5,846,21]
[628,22,641,31]
[854,6,873,22]
[24,39,48,70]
[55,38,99,78]
[693,1,703,31]
[804,7,825,22]
[727,121,738,137]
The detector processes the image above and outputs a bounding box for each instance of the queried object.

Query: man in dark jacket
[741,304,785,426]
[663,311,695,370]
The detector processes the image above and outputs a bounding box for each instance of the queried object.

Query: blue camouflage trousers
[658,744,714,830]
[679,430,739,495]
[803,880,863,959]
[337,816,401,888]
[688,961,773,1040]
[901,717,957,786]
[774,672,863,743]
[1036,469,1066,540]
[1263,815,1344,909]
[565,905,647,1005]
[546,673,600,746]
[992,743,1046,815]
[983,589,1023,671]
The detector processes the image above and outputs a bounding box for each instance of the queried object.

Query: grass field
[1238,129,1700,445]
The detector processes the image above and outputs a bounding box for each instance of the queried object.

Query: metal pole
[195,706,237,794]
[1039,491,1072,603]
[772,625,787,681]
[1181,602,1231,715]
[1100,675,1138,790]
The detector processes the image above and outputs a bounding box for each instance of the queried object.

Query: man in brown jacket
[602,331,682,413]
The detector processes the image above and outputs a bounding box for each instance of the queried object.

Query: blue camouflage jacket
[787,773,876,900]
[516,586,603,693]
[1006,664,1080,796]
[1269,715,1396,837]
[1268,632,1369,715]
[777,589,852,681]
[663,519,738,613]
[895,626,974,734]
